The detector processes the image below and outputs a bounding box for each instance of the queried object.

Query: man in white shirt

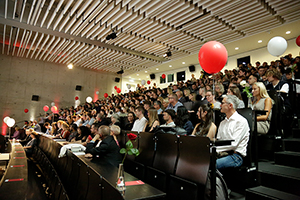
[131,106,148,132]
[216,95,250,169]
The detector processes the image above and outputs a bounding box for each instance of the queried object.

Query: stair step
[283,139,300,152]
[246,186,300,200]
[258,162,300,196]
[274,151,300,168]
[292,128,300,138]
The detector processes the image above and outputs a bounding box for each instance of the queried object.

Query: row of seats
[36,136,124,200]
[119,131,211,200]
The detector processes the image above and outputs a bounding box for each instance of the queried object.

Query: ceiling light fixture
[286,31,291,34]
[145,71,148,73]
[67,64,73,69]
[169,65,172,67]
[156,68,159,70]
[182,62,185,64]
[235,47,239,50]
[137,74,139,76]
[258,40,262,43]
[163,49,172,58]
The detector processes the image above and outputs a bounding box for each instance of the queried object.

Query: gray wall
[0,54,121,134]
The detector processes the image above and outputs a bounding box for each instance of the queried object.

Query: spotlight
[117,69,124,74]
[106,32,117,40]
[67,64,73,69]
[163,50,172,58]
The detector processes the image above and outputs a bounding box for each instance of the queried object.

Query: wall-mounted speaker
[115,77,120,82]
[189,65,195,72]
[75,85,82,91]
[150,74,155,79]
[32,95,39,101]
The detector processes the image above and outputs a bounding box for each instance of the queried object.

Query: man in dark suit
[85,125,122,167]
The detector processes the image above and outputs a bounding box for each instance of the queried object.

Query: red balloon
[75,96,79,100]
[104,93,108,98]
[116,88,121,93]
[198,41,228,74]
[24,109,29,113]
[296,35,300,47]
[114,86,117,89]
[51,106,58,113]
[162,74,166,79]
[43,105,49,112]
[147,80,151,85]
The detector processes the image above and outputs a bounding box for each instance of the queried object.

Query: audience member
[205,90,221,109]
[192,104,217,140]
[160,109,176,127]
[165,93,183,112]
[143,108,160,132]
[131,106,148,132]
[174,106,194,135]
[124,112,135,131]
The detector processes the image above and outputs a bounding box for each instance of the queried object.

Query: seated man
[165,93,183,112]
[44,122,52,135]
[216,95,250,169]
[131,106,148,132]
[85,125,122,167]
[160,109,176,127]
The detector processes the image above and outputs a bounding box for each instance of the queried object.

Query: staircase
[246,128,300,200]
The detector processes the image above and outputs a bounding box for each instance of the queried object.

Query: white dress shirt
[131,117,148,132]
[216,111,250,157]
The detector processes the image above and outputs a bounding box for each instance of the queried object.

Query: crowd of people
[14,54,300,170]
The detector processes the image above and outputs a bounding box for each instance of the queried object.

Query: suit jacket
[86,135,122,167]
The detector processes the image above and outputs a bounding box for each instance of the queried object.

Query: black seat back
[135,132,156,167]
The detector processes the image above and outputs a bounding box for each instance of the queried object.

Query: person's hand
[85,153,93,158]
[92,134,100,142]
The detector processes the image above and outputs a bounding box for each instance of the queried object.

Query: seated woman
[12,126,22,139]
[252,82,273,134]
[174,106,194,135]
[227,86,245,109]
[71,126,91,142]
[124,112,136,130]
[51,122,58,136]
[55,122,70,139]
[191,104,217,140]
[143,108,160,132]
[23,131,39,157]
[205,90,221,109]
[110,114,121,127]
[68,124,78,142]
[215,83,225,102]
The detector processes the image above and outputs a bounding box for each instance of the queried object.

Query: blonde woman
[167,87,173,95]
[215,83,225,102]
[143,108,160,132]
[252,82,273,134]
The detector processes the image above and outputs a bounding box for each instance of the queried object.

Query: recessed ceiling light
[169,65,172,67]
[137,74,139,76]
[138,78,141,80]
[258,40,262,43]
[156,68,159,70]
[67,64,73,69]
[182,62,185,64]
[235,47,239,50]
[286,31,291,34]
[146,76,149,78]
[145,71,147,73]
[129,76,131,78]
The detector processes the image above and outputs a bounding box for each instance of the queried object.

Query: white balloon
[51,102,55,106]
[3,116,10,124]
[7,118,15,127]
[75,100,81,106]
[96,91,99,95]
[127,84,131,89]
[141,80,146,86]
[86,96,93,103]
[267,36,287,57]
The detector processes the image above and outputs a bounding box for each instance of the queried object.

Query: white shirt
[216,111,250,157]
[160,121,176,127]
[131,117,148,132]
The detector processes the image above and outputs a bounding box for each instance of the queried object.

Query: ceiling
[0,0,300,79]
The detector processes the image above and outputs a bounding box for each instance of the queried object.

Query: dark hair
[164,109,176,120]
[71,123,78,131]
[250,74,259,81]
[196,104,214,136]
[78,126,91,137]
[154,101,162,108]
[174,106,190,128]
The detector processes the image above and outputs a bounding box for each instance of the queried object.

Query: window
[177,71,186,81]
[167,74,174,82]
[160,75,166,84]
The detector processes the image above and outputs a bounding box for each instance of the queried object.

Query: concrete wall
[0,54,119,134]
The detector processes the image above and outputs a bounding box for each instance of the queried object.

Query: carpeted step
[274,151,300,168]
[283,139,300,152]
[246,186,300,200]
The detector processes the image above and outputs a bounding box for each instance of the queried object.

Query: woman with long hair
[252,82,273,134]
[51,122,58,136]
[124,111,136,130]
[227,86,245,109]
[174,106,194,135]
[191,104,217,140]
[143,108,160,132]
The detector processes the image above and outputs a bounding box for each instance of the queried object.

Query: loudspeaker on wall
[189,65,195,72]
[75,85,82,91]
[150,74,155,79]
[115,77,120,82]
[32,95,39,101]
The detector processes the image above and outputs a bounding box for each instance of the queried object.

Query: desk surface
[78,155,166,200]
[0,153,9,160]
